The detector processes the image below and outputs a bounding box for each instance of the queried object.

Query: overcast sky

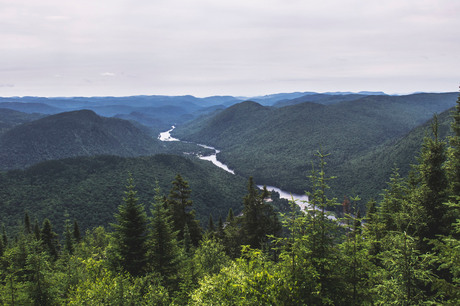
[1,0,459,97]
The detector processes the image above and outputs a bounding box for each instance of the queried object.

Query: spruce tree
[240,177,282,250]
[24,212,31,235]
[41,218,59,260]
[414,116,450,248]
[149,183,180,288]
[73,220,81,243]
[448,90,460,196]
[168,174,202,245]
[110,176,148,276]
[207,214,215,233]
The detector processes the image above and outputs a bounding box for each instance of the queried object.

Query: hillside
[332,107,454,201]
[0,108,45,135]
[174,92,458,202]
[0,110,163,170]
[0,154,249,234]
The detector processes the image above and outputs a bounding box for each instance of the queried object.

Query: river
[158,126,311,211]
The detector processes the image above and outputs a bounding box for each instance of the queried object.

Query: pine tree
[2,224,7,247]
[73,220,81,243]
[149,183,180,288]
[414,116,450,249]
[168,174,202,245]
[226,208,234,223]
[63,215,74,255]
[41,218,59,260]
[110,176,148,276]
[24,212,31,235]
[448,90,460,196]
[207,214,215,233]
[33,220,40,241]
[240,178,281,250]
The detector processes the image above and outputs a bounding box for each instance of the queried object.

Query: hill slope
[174,92,458,201]
[0,154,249,233]
[0,110,162,170]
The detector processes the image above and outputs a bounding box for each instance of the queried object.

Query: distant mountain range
[0,90,458,212]
[0,109,162,170]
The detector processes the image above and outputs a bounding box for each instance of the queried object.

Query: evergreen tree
[41,218,59,260]
[448,90,460,196]
[414,116,450,249]
[73,220,81,243]
[149,183,180,289]
[168,174,202,245]
[33,220,40,241]
[63,216,74,255]
[226,208,234,223]
[110,176,148,276]
[207,214,215,233]
[240,177,281,249]
[2,224,7,247]
[24,212,31,235]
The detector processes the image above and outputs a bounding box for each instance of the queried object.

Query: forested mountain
[0,154,249,234]
[0,110,162,170]
[333,107,454,201]
[0,95,242,134]
[174,92,458,203]
[0,108,44,135]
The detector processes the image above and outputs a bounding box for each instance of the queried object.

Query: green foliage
[0,110,164,170]
[168,174,202,245]
[109,176,149,276]
[175,93,458,206]
[0,154,247,235]
[148,183,180,289]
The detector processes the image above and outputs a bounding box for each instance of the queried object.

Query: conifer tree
[110,176,148,276]
[207,214,215,233]
[149,183,180,288]
[24,212,31,235]
[226,208,234,223]
[240,178,282,250]
[168,174,202,245]
[2,224,7,247]
[73,220,81,243]
[41,218,59,260]
[33,220,40,241]
[414,116,450,248]
[448,90,460,196]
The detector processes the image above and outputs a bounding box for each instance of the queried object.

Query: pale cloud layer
[1,0,459,97]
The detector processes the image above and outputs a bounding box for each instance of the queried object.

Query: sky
[1,0,459,97]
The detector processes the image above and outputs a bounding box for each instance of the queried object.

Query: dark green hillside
[0,110,163,170]
[274,93,369,107]
[0,108,45,135]
[0,154,248,234]
[174,92,458,200]
[333,107,454,201]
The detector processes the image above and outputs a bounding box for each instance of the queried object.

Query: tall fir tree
[168,174,202,245]
[110,176,148,276]
[240,177,281,250]
[41,218,59,260]
[414,115,450,248]
[448,90,460,196]
[149,183,180,289]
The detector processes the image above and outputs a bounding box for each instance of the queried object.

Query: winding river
[158,126,310,211]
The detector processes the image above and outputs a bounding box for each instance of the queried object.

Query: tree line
[0,94,459,304]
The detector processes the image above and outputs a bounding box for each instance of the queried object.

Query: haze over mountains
[0,90,458,227]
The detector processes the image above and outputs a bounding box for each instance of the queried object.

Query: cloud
[100,72,116,77]
[0,0,459,97]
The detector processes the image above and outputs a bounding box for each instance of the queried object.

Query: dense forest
[0,93,459,304]
[174,92,458,205]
